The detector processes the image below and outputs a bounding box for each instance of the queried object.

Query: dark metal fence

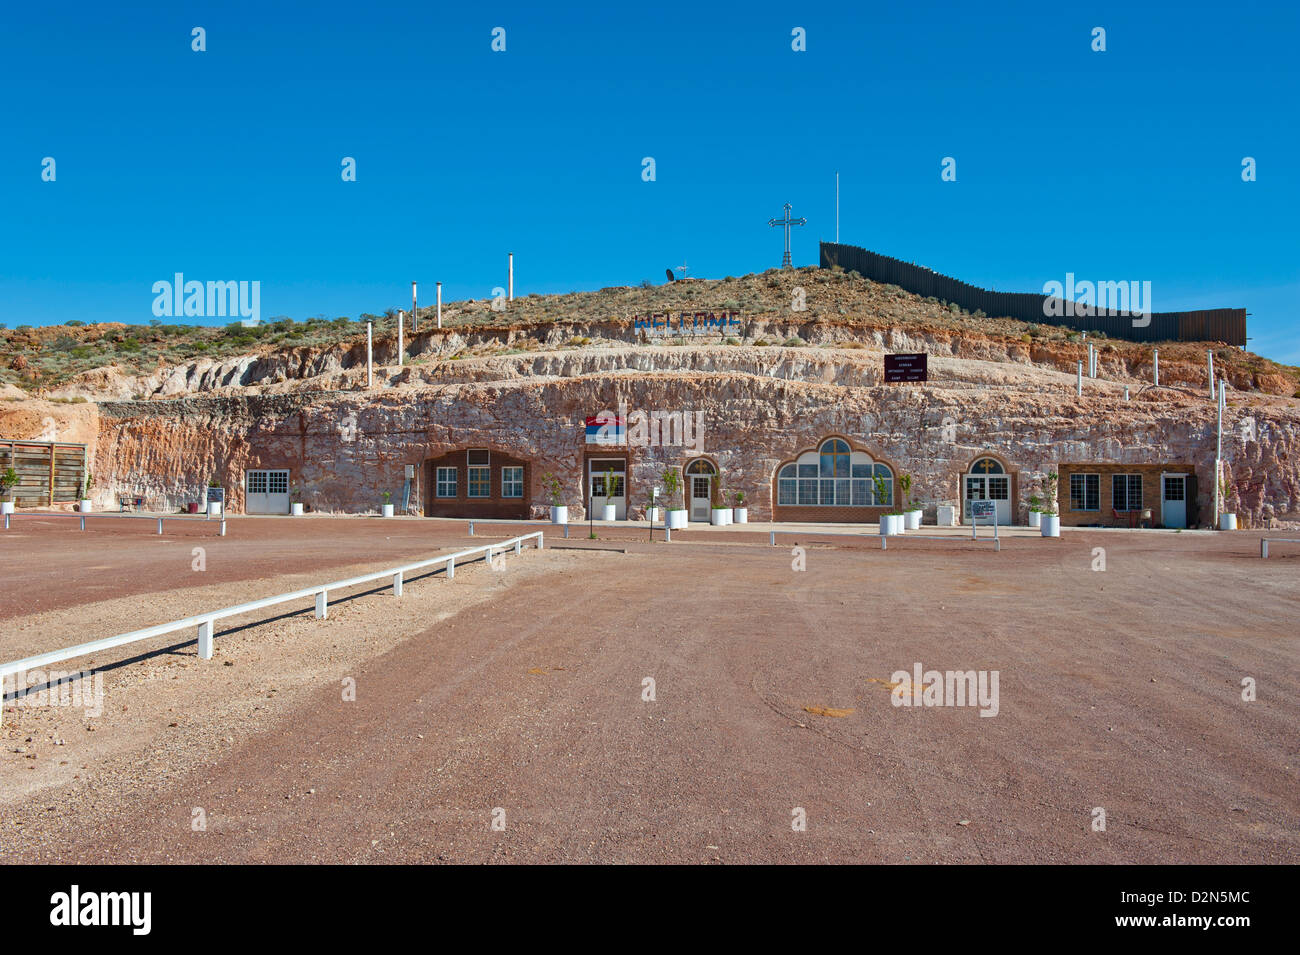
[820,242,1246,346]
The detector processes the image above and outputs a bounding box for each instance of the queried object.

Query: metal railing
[1260,538,1300,559]
[763,528,1001,551]
[3,511,227,535]
[0,532,543,723]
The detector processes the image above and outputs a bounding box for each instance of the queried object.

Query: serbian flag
[585,414,625,445]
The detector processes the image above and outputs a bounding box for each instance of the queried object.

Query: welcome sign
[632,309,742,335]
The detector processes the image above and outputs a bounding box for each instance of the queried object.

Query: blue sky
[2,1,1297,361]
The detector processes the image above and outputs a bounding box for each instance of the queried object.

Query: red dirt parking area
[1,519,1297,864]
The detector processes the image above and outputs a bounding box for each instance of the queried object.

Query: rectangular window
[1163,476,1185,501]
[1112,474,1142,510]
[778,478,797,505]
[436,467,457,498]
[987,477,1009,501]
[467,449,490,467]
[468,466,490,498]
[797,478,818,505]
[268,470,289,494]
[502,466,523,499]
[851,479,870,506]
[247,471,267,494]
[1070,473,1100,511]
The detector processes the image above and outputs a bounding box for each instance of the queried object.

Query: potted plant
[542,471,567,524]
[733,490,748,523]
[206,477,223,516]
[1218,474,1237,530]
[875,473,899,536]
[1026,493,1042,529]
[599,466,617,521]
[710,472,732,525]
[662,466,687,530]
[1040,471,1060,537]
[290,483,304,516]
[79,472,94,513]
[380,490,394,518]
[1,466,16,514]
[901,473,922,529]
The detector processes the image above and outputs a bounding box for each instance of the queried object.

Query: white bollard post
[4,513,8,530]
[515,539,521,555]
[563,524,569,539]
[197,620,214,659]
[770,531,776,546]
[447,557,455,579]
[80,516,85,531]
[220,520,227,536]
[1261,539,1268,559]
[393,571,403,597]
[666,525,672,543]
[535,533,543,550]
[881,535,887,551]
[468,521,474,536]
[1076,361,1083,396]
[157,518,163,535]
[367,322,373,387]
[315,591,328,619]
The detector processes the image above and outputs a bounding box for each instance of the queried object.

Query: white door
[987,475,1011,525]
[963,476,986,523]
[246,469,290,514]
[1162,475,1187,529]
[588,459,626,519]
[690,476,712,522]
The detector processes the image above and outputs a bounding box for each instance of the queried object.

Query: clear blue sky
[2,1,1297,361]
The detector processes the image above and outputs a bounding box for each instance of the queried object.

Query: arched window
[777,441,893,507]
[685,459,716,475]
[970,457,1004,474]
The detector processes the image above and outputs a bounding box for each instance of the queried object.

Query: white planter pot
[79,499,93,512]
[207,502,223,516]
[733,507,748,523]
[667,509,688,530]
[1028,511,1042,529]
[645,507,660,523]
[1041,514,1060,537]
[880,514,898,536]
[381,504,395,518]
[711,508,732,526]
[291,502,304,516]
[905,509,922,530]
[550,505,568,524]
[601,504,617,521]
[1219,513,1237,531]
[1,501,13,515]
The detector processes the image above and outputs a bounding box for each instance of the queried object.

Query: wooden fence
[0,440,88,507]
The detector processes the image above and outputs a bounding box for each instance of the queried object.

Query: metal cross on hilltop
[768,203,806,269]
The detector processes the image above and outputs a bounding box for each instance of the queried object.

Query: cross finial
[768,203,807,269]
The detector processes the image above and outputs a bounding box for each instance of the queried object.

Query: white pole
[1208,349,1215,399]
[1153,348,1159,387]
[436,281,442,329]
[1215,384,1223,526]
[397,311,404,367]
[508,253,514,301]
[1124,385,1129,401]
[1076,360,1082,396]
[412,281,418,332]
[366,322,373,387]
[835,171,839,244]
[1088,343,1095,378]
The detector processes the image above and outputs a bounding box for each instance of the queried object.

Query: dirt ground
[1,518,1297,863]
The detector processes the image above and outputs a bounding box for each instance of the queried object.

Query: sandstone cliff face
[87,355,1300,528]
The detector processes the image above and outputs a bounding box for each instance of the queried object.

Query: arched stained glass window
[970,457,1004,474]
[686,459,716,475]
[777,440,893,507]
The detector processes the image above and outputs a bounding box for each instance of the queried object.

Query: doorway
[685,458,716,522]
[964,458,1010,525]
[1161,474,1187,528]
[246,469,290,514]
[588,458,626,519]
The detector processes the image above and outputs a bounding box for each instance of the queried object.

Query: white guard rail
[0,532,543,723]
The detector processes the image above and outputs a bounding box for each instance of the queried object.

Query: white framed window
[247,471,267,494]
[502,466,523,498]
[468,466,490,498]
[1070,473,1100,511]
[1112,473,1142,510]
[268,470,289,494]
[436,467,457,498]
[777,442,890,506]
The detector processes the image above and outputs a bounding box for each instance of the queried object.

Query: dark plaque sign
[206,486,225,504]
[884,353,928,382]
[970,500,995,518]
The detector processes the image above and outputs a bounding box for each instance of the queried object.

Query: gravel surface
[2,523,1296,863]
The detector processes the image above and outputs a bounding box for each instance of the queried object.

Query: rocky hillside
[5,267,1298,399]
